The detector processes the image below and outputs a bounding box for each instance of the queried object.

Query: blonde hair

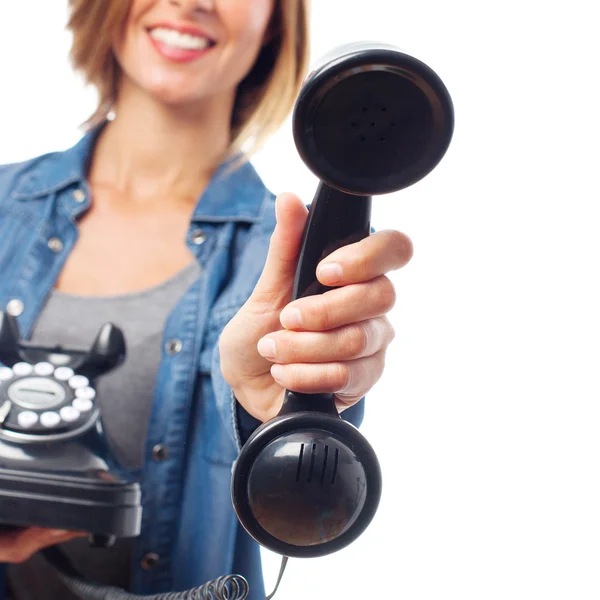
[67,0,310,158]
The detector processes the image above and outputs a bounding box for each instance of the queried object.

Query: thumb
[251,192,309,308]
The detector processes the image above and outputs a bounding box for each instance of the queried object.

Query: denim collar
[12,123,270,224]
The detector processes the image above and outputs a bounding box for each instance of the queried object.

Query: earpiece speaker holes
[307,443,317,483]
[296,443,305,483]
[296,444,339,485]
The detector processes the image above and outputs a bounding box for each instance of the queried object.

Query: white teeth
[150,27,211,50]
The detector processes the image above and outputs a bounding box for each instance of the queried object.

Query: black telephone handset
[0,311,141,547]
[231,42,454,558]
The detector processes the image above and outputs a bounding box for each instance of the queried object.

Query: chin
[150,87,200,108]
[142,73,208,108]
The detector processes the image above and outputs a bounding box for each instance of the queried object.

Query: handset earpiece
[231,42,454,558]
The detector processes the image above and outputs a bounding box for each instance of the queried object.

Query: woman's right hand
[0,527,85,563]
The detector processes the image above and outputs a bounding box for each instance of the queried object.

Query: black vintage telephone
[0,42,453,599]
[0,311,141,545]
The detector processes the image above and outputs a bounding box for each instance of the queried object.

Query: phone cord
[40,547,288,600]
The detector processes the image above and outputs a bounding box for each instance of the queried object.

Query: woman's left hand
[219,193,413,422]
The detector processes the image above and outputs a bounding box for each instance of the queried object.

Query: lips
[147,23,216,63]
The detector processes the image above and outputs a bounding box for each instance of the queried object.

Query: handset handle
[279,183,372,416]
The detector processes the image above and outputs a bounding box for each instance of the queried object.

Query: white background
[1,1,599,599]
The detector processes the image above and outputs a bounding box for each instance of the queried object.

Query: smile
[147,24,216,63]
[149,27,213,50]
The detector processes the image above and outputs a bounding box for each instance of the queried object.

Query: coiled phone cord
[40,547,288,600]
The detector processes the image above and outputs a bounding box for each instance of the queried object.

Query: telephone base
[0,467,141,538]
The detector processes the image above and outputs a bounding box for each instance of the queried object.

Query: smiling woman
[0,0,412,599]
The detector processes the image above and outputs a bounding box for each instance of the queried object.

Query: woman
[0,0,413,598]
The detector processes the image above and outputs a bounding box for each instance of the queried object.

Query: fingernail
[51,529,71,537]
[318,263,343,284]
[280,307,303,329]
[271,364,284,382]
[257,337,277,359]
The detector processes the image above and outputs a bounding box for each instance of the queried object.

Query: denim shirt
[0,127,364,599]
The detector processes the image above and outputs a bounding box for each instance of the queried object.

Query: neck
[89,78,236,203]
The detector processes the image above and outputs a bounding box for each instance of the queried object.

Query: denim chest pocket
[196,303,244,465]
[0,203,43,294]
[199,304,242,374]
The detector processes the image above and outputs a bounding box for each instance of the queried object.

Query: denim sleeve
[235,401,263,447]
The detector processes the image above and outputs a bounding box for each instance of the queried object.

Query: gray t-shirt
[6,260,201,599]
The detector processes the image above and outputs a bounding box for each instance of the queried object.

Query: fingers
[280,275,396,331]
[316,229,413,287]
[219,193,309,391]
[257,316,395,364]
[0,528,85,564]
[269,350,386,400]
[250,193,309,309]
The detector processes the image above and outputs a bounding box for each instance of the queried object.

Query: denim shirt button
[152,444,169,462]
[141,552,160,570]
[165,339,183,355]
[191,229,207,245]
[6,299,24,317]
[73,189,86,203]
[48,237,63,253]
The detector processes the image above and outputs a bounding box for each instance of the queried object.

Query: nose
[168,0,214,12]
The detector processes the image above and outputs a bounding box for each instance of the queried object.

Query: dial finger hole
[73,397,93,413]
[13,363,33,376]
[34,362,54,376]
[54,367,74,381]
[17,411,38,428]
[60,406,81,423]
[69,375,89,389]
[75,387,96,400]
[40,411,61,428]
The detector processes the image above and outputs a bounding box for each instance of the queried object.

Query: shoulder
[0,158,33,202]
[0,129,96,208]
[212,155,277,235]
[255,188,276,236]
[0,151,64,207]
[241,159,276,235]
